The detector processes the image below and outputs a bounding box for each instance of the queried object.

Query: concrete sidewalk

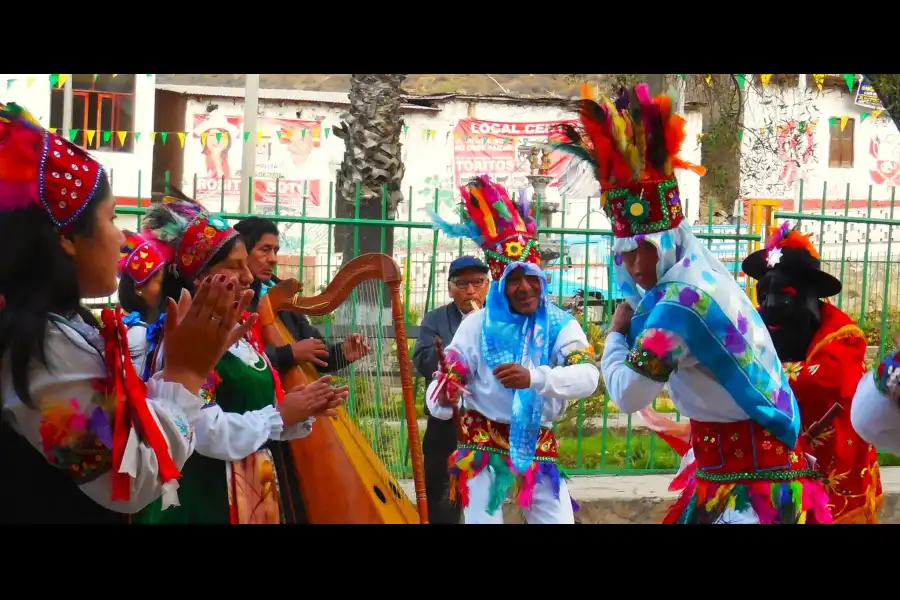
[400,466,900,523]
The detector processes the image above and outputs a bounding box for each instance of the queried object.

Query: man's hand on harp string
[342,333,371,362]
[431,336,469,407]
[292,338,330,367]
[279,375,349,424]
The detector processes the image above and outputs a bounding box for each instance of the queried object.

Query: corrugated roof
[155,83,439,112]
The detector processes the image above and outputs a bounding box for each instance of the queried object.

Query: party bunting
[176,132,186,148]
[813,74,825,90]
[842,74,855,92]
[736,74,746,88]
[760,74,773,88]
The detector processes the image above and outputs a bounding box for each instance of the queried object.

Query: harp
[256,253,428,524]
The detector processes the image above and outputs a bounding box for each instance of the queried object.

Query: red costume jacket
[782,302,882,523]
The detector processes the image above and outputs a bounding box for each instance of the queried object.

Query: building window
[49,74,136,153]
[828,117,854,168]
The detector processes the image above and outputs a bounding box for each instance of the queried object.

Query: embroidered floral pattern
[38,395,114,482]
[783,362,803,381]
[564,347,596,366]
[199,371,221,407]
[626,328,684,382]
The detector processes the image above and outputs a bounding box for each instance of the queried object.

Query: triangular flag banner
[840,116,848,131]
[736,74,746,88]
[861,112,871,122]
[5,79,13,90]
[678,74,687,80]
[704,75,712,87]
[828,117,838,127]
[58,74,70,88]
[242,131,250,142]
[842,74,855,92]
[149,132,157,143]
[403,124,409,137]
[103,130,112,143]
[26,76,35,88]
[112,74,118,78]
[874,109,884,118]
[134,132,142,142]
[256,130,264,141]
[176,132,186,148]
[760,74,772,88]
[201,132,209,146]
[275,131,283,141]
[301,128,307,139]
[798,121,806,133]
[324,127,330,139]
[49,74,59,88]
[215,132,222,144]
[116,131,127,146]
[93,74,99,83]
[160,132,168,145]
[813,74,825,90]
[68,128,78,141]
[737,129,744,142]
[86,130,96,145]
[48,128,57,135]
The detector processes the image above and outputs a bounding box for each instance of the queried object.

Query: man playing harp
[426,175,600,524]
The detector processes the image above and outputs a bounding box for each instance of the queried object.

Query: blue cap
[448,256,488,278]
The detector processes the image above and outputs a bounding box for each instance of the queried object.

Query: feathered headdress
[742,220,841,298]
[118,230,173,285]
[141,194,237,280]
[552,83,705,240]
[0,102,105,231]
[429,175,539,280]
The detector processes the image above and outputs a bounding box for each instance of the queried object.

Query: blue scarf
[481,261,573,473]
[123,310,166,381]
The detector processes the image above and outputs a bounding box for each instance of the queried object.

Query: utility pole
[239,74,260,214]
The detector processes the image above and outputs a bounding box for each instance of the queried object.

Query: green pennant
[842,74,855,92]
[93,74,99,83]
[134,132,142,142]
[324,127,330,139]
[68,128,78,141]
[160,132,168,145]
[861,112,871,122]
[301,128,307,139]
[798,121,806,133]
[828,117,838,127]
[49,74,59,88]
[243,131,250,141]
[736,74,746,89]
[403,124,409,136]
[5,79,14,90]
[214,132,221,144]
[737,129,744,142]
[146,74,153,77]
[678,74,687,80]
[102,130,112,143]
[275,131,283,141]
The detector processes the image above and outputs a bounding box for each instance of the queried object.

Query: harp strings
[327,278,410,481]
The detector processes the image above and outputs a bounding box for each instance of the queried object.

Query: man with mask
[555,82,833,524]
[413,255,490,524]
[743,222,882,523]
[426,175,599,524]
[234,216,370,374]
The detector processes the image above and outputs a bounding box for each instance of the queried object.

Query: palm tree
[332,74,407,272]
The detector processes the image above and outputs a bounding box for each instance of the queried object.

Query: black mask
[757,269,821,363]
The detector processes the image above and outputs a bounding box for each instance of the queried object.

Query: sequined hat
[0,102,105,231]
[118,230,173,285]
[429,175,540,281]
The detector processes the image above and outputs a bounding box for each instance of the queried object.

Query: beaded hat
[142,194,238,280]
[118,230,173,285]
[0,102,105,231]
[429,175,539,281]
[552,83,705,246]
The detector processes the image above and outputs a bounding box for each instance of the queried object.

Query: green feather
[549,142,598,168]
[485,453,516,515]
[492,200,512,222]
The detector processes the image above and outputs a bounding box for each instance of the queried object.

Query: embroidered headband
[428,175,540,281]
[141,194,238,280]
[118,230,173,285]
[552,83,705,240]
[0,102,105,232]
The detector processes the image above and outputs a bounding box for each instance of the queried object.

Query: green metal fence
[110,171,900,477]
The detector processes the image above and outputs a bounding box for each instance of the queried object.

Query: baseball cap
[448,256,489,278]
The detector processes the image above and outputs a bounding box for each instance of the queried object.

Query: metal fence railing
[106,171,900,476]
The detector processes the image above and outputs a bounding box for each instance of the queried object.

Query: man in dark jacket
[234,216,370,374]
[412,255,490,524]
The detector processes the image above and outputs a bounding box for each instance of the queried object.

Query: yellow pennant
[201,132,208,146]
[176,132,186,148]
[760,74,773,88]
[813,74,825,90]
[26,76,36,88]
[116,131,127,146]
[48,127,57,135]
[57,74,70,89]
[85,130,96,145]
[840,116,848,131]
[256,129,265,141]
[873,109,884,118]
[704,74,712,87]
[149,132,157,144]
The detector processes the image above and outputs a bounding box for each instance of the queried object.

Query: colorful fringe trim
[448,448,577,516]
[664,469,833,524]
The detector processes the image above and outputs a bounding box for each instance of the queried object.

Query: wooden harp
[256,253,428,524]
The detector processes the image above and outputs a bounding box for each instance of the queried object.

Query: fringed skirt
[663,420,833,525]
[447,410,578,516]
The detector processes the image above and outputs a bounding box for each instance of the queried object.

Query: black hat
[742,221,841,299]
[448,255,489,279]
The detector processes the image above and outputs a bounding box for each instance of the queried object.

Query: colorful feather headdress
[0,102,105,231]
[141,194,237,280]
[429,175,539,280]
[552,83,705,240]
[118,230,173,285]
